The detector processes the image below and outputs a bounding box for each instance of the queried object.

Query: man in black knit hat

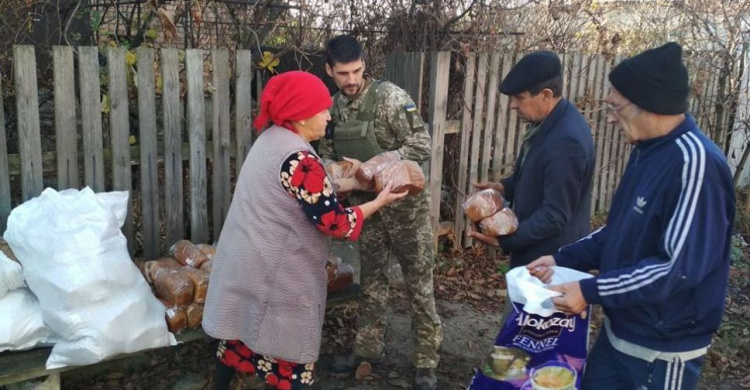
[527,42,735,388]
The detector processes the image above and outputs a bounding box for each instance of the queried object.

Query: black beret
[499,51,562,95]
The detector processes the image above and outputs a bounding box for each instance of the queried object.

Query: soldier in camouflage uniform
[319,35,442,390]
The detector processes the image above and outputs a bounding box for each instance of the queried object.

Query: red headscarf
[253,71,333,132]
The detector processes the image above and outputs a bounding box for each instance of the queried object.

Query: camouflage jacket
[319,77,432,164]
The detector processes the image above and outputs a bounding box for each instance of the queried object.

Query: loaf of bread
[153,270,194,306]
[199,259,213,273]
[479,208,519,236]
[325,160,354,179]
[327,262,355,293]
[143,257,183,284]
[186,303,204,329]
[463,189,505,222]
[170,240,210,268]
[374,160,425,195]
[195,244,216,260]
[179,267,210,303]
[356,151,401,187]
[165,306,187,334]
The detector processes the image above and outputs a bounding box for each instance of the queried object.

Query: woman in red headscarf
[202,71,406,390]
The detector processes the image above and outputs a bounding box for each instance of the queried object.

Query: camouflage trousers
[353,191,443,369]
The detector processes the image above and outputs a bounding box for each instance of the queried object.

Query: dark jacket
[499,98,595,268]
[555,115,735,352]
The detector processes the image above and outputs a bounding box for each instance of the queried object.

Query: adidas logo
[633,196,647,214]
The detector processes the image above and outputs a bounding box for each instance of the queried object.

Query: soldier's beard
[341,83,363,98]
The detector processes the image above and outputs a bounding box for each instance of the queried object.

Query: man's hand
[473,181,504,195]
[548,282,587,316]
[527,256,556,283]
[467,225,500,247]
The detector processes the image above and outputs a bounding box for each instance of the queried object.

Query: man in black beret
[527,42,735,388]
[471,51,596,280]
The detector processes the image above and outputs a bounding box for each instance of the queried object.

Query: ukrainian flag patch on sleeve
[404,103,417,112]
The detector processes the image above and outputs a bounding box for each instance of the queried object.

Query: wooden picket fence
[0,45,256,260]
[0,47,729,254]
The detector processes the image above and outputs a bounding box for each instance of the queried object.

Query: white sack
[3,187,173,369]
[0,288,57,352]
[0,251,24,298]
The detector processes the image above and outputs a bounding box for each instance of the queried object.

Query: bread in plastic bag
[374,160,425,195]
[1,251,24,299]
[325,160,354,179]
[200,259,213,273]
[143,257,182,284]
[0,288,57,352]
[179,267,209,303]
[355,151,401,186]
[327,262,355,293]
[153,270,194,306]
[196,244,216,260]
[463,189,505,222]
[2,187,173,369]
[186,303,204,329]
[170,240,210,268]
[479,208,519,236]
[165,306,187,334]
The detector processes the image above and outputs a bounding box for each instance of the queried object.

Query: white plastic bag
[3,187,174,369]
[0,251,24,298]
[506,266,592,317]
[0,288,57,352]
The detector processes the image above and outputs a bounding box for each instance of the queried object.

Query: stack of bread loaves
[463,189,519,236]
[139,240,215,334]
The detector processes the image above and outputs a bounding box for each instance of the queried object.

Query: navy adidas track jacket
[553,114,735,353]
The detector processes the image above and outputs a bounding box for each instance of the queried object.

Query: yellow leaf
[125,50,137,66]
[101,94,110,114]
[258,51,280,72]
[129,135,137,145]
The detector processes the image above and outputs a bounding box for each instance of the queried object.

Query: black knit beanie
[608,42,690,115]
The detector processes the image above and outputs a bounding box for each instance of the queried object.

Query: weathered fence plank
[0,73,10,231]
[455,54,476,248]
[212,49,232,239]
[480,53,501,184]
[492,54,513,181]
[469,54,489,198]
[162,48,184,248]
[235,50,254,169]
[186,49,209,244]
[107,47,134,251]
[137,47,160,259]
[428,52,451,250]
[78,46,105,192]
[13,45,44,201]
[53,46,78,190]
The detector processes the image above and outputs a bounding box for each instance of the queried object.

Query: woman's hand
[375,181,408,207]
